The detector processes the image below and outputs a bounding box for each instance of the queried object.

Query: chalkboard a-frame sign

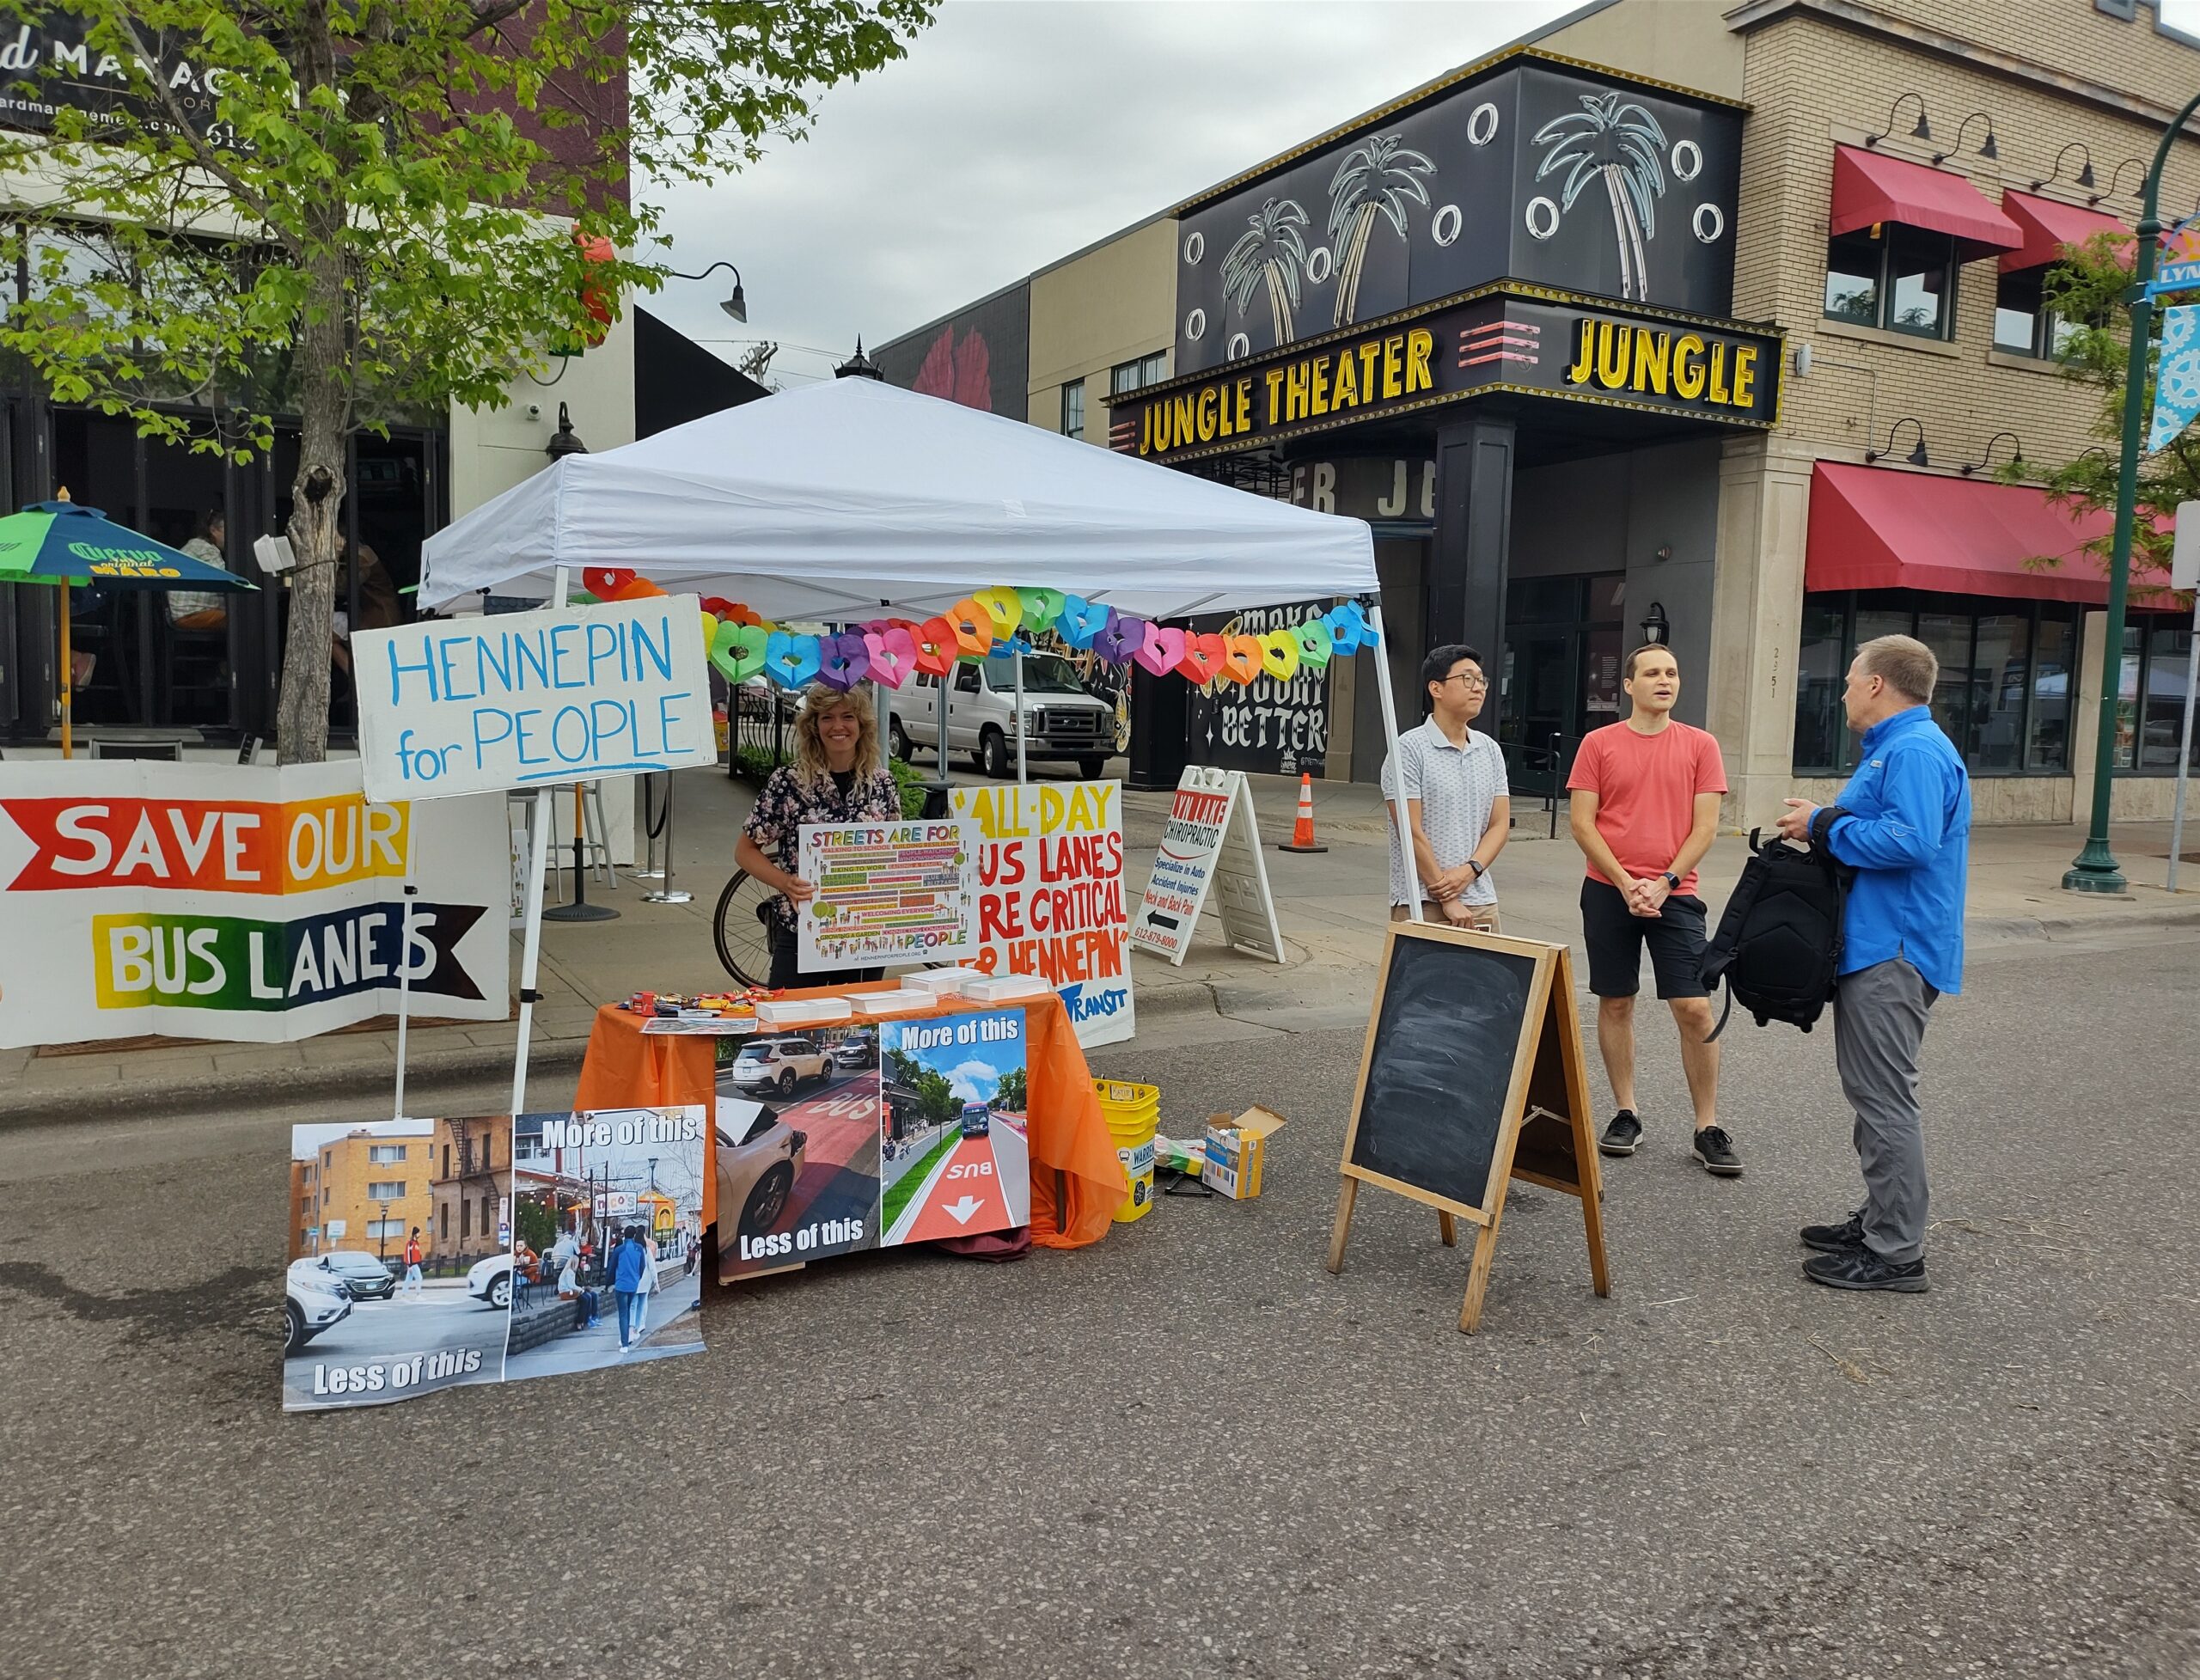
[1325,923,1611,1333]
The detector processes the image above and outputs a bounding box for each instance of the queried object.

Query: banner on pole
[354,595,715,803]
[2150,306,2200,449]
[0,761,507,1048]
[949,781,1134,1048]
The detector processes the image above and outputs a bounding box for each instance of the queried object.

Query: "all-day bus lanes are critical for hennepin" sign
[353,595,716,804]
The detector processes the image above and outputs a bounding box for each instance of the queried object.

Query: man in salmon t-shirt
[1566,644,1737,1176]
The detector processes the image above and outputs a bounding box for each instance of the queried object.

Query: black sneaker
[1803,1247,1928,1292]
[1598,1110,1643,1156]
[1690,1126,1743,1176]
[1800,1210,1867,1253]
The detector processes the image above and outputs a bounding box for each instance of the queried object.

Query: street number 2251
[947,1163,994,1179]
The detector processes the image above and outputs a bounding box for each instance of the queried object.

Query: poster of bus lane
[950,780,1133,1048]
[717,1011,1030,1278]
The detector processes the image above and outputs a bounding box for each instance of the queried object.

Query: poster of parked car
[285,1108,704,1412]
[718,1023,882,1280]
[714,1011,1031,1275]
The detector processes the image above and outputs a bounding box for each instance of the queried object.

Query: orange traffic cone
[1278,772,1327,854]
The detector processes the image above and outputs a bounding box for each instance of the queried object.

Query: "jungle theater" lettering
[1138,328,1436,455]
[1562,317,1759,411]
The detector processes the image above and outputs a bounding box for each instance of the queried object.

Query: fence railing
[1503,731,1578,840]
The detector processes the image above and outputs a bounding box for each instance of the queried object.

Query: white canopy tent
[420,376,1378,621]
[417,377,1414,1108]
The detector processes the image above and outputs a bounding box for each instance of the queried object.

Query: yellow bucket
[1095,1078,1159,1223]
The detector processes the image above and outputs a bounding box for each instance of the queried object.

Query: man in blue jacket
[612,1225,652,1349]
[1775,634,1970,1293]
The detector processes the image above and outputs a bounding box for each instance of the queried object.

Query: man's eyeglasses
[1439,671,1489,690]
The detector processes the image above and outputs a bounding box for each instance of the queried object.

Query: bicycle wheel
[712,869,775,987]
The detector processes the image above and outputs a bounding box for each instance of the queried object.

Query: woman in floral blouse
[736,685,904,989]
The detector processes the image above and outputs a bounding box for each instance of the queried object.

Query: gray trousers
[1833,957,1939,1264]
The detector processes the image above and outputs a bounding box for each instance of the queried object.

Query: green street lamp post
[2067,88,2200,893]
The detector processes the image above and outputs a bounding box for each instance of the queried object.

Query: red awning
[1829,145,2022,258]
[1806,461,2124,603]
[1998,190,2131,273]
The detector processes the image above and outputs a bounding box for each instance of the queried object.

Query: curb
[0,1034,591,1132]
[1968,900,2200,943]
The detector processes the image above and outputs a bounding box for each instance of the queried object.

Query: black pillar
[1124,657,1187,791]
[1429,416,1515,718]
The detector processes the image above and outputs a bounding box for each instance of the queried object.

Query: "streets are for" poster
[950,781,1134,1048]
[0,760,507,1048]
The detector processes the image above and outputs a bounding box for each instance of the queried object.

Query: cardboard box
[1201,1104,1287,1200]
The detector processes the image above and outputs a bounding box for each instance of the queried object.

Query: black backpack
[1699,829,1852,1040]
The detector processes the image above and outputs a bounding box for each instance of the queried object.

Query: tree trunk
[275,10,348,766]
[1266,266,1294,346]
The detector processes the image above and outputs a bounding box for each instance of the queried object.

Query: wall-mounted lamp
[2097,158,2147,207]
[1865,417,1929,467]
[544,402,588,460]
[1638,601,1670,646]
[1960,431,2025,476]
[1865,93,1932,149]
[1654,544,1674,563]
[834,337,885,380]
[1932,111,1998,166]
[664,260,747,323]
[2032,141,2097,193]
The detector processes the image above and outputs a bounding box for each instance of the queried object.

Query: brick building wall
[296,1132,435,1263]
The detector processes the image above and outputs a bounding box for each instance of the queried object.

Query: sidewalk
[5,759,2195,1124]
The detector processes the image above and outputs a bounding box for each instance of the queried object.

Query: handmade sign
[1129,767,1285,965]
[795,817,979,969]
[1325,926,1610,1334]
[949,780,1134,1048]
[0,760,506,1048]
[718,1011,1030,1279]
[1185,600,1335,777]
[354,595,714,803]
[284,1107,706,1412]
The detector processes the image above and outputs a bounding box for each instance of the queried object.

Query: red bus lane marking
[901,1134,1007,1243]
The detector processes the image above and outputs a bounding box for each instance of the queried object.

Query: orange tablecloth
[573,986,1124,1249]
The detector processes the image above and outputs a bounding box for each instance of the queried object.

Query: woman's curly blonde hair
[791,684,883,787]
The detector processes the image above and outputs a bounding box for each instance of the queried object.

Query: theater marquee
[1108,286,1781,463]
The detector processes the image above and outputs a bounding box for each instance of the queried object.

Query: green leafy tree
[993,1066,1026,1114]
[2026,232,2190,607]
[0,1,933,761]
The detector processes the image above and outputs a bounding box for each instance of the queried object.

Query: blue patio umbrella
[0,492,255,758]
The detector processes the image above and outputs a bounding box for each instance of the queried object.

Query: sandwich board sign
[352,595,716,804]
[1325,923,1610,1334]
[1129,767,1285,965]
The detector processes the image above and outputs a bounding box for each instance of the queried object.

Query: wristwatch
[1661,871,1681,890]
[1469,858,1486,879]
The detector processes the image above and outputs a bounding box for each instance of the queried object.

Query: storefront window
[1794,595,2083,779]
[1822,225,1957,340]
[1793,598,1849,774]
[2139,617,2197,772]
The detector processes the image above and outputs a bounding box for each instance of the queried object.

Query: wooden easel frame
[1325,923,1610,1334]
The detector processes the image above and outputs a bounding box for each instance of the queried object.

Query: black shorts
[1580,878,1709,999]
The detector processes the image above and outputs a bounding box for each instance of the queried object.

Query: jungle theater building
[877,0,2200,827]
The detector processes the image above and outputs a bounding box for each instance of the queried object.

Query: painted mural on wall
[874,282,1030,418]
[1184,601,1334,777]
[1171,54,1742,379]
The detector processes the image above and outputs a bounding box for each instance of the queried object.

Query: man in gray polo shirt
[1382,643,1511,931]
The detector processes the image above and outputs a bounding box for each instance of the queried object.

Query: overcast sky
[641,0,1580,388]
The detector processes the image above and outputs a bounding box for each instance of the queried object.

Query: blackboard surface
[1349,933,1537,1212]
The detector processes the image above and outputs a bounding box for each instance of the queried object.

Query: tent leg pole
[1367,600,1416,926]
[510,562,570,1113]
[392,809,417,1120]
[1016,647,1027,785]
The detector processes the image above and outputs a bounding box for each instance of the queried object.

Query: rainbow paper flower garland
[576,566,1378,693]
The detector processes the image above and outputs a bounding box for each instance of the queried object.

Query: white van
[888,651,1116,780]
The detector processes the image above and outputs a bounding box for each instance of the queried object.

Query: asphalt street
[2,926,2196,1677]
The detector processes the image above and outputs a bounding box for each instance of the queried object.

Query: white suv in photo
[728,1036,830,1097]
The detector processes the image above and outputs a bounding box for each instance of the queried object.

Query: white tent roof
[419,376,1375,620]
